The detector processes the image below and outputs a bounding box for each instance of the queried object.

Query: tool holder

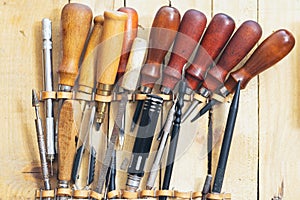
[35,188,231,200]
[35,90,232,200]
[38,90,233,104]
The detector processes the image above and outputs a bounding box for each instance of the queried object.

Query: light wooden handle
[58,100,77,181]
[121,37,147,91]
[78,15,104,94]
[116,7,139,84]
[58,3,93,87]
[96,11,128,85]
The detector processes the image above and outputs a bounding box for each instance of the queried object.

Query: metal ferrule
[160,86,171,95]
[96,83,114,124]
[126,174,141,192]
[58,84,72,92]
[219,86,230,97]
[140,85,152,94]
[58,180,69,189]
[199,87,210,98]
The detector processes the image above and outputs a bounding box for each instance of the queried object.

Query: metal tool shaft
[212,81,240,193]
[32,90,51,194]
[42,18,55,172]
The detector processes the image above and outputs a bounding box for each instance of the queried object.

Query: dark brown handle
[185,13,235,90]
[140,6,181,89]
[116,7,139,84]
[224,29,295,93]
[161,9,207,93]
[58,3,93,87]
[203,20,262,92]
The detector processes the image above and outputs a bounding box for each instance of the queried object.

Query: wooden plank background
[0,0,299,199]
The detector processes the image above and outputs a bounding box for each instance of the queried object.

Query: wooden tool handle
[58,3,92,87]
[224,29,295,93]
[161,9,207,93]
[78,15,104,94]
[140,6,181,89]
[203,20,262,92]
[121,37,148,91]
[96,11,128,85]
[185,13,235,90]
[116,7,139,84]
[58,100,77,181]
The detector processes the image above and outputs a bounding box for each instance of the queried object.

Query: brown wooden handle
[140,6,181,89]
[96,11,128,85]
[203,20,262,92]
[58,100,77,181]
[224,29,295,93]
[58,3,92,87]
[78,15,104,94]
[161,9,207,93]
[116,7,138,84]
[185,13,235,90]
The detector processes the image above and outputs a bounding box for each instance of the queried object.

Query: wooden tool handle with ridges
[96,11,128,85]
[224,29,295,93]
[161,9,207,93]
[121,37,148,91]
[58,100,78,181]
[140,6,180,89]
[78,15,104,94]
[58,3,93,87]
[185,13,235,91]
[116,7,139,84]
[203,20,262,92]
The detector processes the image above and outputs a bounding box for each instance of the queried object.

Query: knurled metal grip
[127,94,163,190]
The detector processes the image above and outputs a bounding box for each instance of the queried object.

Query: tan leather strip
[35,189,55,198]
[107,190,121,199]
[75,91,92,101]
[193,93,208,103]
[174,190,192,199]
[40,91,57,100]
[207,193,231,200]
[56,188,72,196]
[122,190,139,199]
[140,189,155,198]
[211,93,225,103]
[134,93,172,101]
[90,190,103,200]
[156,190,173,197]
[192,191,202,199]
[94,94,113,102]
[73,189,90,198]
[57,91,73,99]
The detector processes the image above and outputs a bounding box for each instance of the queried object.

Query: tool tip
[95,122,101,131]
[129,122,136,132]
[32,89,39,107]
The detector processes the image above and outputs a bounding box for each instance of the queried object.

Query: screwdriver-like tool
[71,15,104,192]
[160,80,186,200]
[183,20,262,122]
[75,15,104,112]
[130,6,181,132]
[42,18,55,175]
[146,9,207,189]
[181,13,235,122]
[115,7,139,148]
[212,81,241,194]
[192,29,295,121]
[56,3,92,199]
[32,89,51,200]
[95,10,128,130]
